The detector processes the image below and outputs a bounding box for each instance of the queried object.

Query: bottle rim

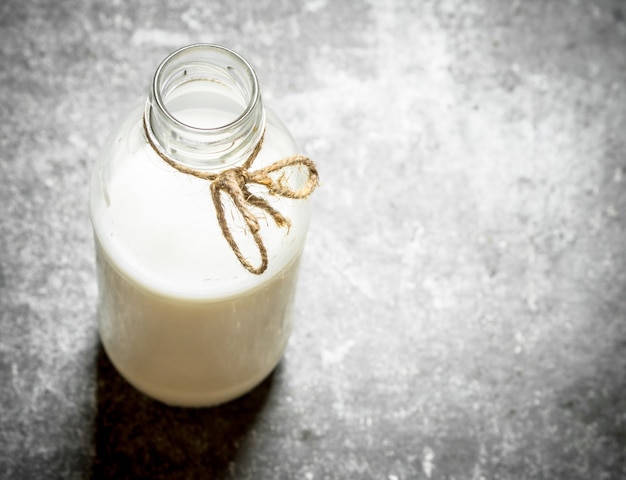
[145,43,266,170]
[151,43,261,133]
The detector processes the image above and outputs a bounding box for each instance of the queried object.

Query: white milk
[91,94,311,406]
[95,240,301,406]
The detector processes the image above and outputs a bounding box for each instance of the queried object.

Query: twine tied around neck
[143,116,319,275]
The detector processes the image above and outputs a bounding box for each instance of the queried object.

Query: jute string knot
[143,116,319,275]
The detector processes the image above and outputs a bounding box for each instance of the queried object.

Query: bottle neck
[145,44,265,171]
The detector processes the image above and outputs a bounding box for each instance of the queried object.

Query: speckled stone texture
[1,0,625,478]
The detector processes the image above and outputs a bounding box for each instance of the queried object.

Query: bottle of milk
[89,44,317,407]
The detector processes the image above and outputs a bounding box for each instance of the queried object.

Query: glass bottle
[89,44,317,407]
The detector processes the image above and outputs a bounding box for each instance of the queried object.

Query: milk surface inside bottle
[90,44,315,407]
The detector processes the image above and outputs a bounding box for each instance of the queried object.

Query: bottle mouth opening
[145,44,265,170]
[152,44,260,133]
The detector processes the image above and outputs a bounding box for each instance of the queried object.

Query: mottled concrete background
[1,0,625,478]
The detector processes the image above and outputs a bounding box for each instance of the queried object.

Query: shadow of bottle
[89,343,278,479]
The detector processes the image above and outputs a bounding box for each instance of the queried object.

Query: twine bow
[143,116,319,275]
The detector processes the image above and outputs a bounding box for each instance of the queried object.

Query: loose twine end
[143,116,319,275]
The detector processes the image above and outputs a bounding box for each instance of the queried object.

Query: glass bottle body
[89,45,311,406]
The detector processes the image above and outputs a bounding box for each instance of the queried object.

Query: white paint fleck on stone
[321,339,355,368]
[130,28,192,47]
[422,446,435,478]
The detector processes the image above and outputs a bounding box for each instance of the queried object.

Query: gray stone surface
[1,0,625,478]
